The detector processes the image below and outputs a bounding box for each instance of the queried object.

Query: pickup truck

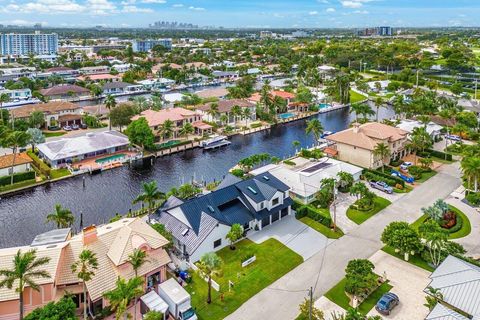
[369,181,393,194]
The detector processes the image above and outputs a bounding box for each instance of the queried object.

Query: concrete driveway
[248,215,330,260]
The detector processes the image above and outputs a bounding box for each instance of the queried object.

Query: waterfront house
[36,131,130,168]
[195,87,228,100]
[132,108,213,137]
[102,81,143,95]
[77,73,122,83]
[212,70,239,81]
[79,65,110,75]
[39,84,90,101]
[424,255,480,320]
[249,90,296,105]
[196,99,256,125]
[326,122,409,169]
[10,101,83,128]
[153,173,292,262]
[0,218,171,320]
[250,157,362,204]
[0,88,32,100]
[0,153,33,177]
[396,119,443,140]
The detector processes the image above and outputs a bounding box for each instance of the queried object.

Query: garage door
[261,216,270,227]
[281,208,288,218]
[272,211,280,223]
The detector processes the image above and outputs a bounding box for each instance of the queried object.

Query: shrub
[352,198,375,212]
[444,212,463,233]
[466,192,480,205]
[408,165,424,180]
[0,171,36,186]
[362,169,405,187]
[390,159,403,167]
[231,169,245,178]
[250,122,262,129]
[284,160,296,166]
[426,149,453,161]
[27,150,51,176]
[296,205,332,227]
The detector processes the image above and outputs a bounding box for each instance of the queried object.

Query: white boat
[3,98,41,109]
[201,135,228,148]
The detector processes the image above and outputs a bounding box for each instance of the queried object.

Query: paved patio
[248,215,331,260]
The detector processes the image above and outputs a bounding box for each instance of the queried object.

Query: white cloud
[122,5,152,12]
[308,11,318,15]
[86,0,116,15]
[353,10,369,14]
[188,6,204,11]
[317,0,329,3]
[326,7,335,12]
[141,0,166,3]
[341,1,363,8]
[172,3,183,7]
[6,0,85,14]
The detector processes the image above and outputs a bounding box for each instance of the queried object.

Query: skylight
[247,186,257,194]
[181,228,189,236]
[262,176,270,181]
[207,205,215,213]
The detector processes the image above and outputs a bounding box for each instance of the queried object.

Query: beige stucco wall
[336,144,375,168]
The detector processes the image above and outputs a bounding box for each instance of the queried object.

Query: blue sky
[0,0,479,28]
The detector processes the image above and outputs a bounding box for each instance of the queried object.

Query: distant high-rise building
[131,39,172,52]
[0,31,58,56]
[357,26,393,37]
[378,26,393,36]
[34,23,42,29]
[149,21,198,29]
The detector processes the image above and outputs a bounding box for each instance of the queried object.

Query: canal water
[0,106,394,248]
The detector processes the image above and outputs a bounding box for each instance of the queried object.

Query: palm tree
[292,140,301,152]
[350,103,374,122]
[197,252,223,304]
[179,122,194,140]
[424,286,444,311]
[220,114,229,126]
[128,249,149,320]
[409,127,433,165]
[45,204,74,228]
[461,157,480,192]
[207,103,219,122]
[373,143,390,172]
[0,93,11,124]
[159,119,174,141]
[231,105,242,128]
[71,249,98,320]
[305,118,324,144]
[2,131,31,185]
[336,171,354,191]
[392,94,405,119]
[260,82,273,113]
[373,97,384,122]
[103,277,144,320]
[242,107,252,127]
[105,95,117,131]
[133,180,166,215]
[0,249,50,320]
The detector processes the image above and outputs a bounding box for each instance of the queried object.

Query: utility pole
[309,286,313,320]
[332,179,337,232]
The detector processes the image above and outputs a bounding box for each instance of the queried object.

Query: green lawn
[43,131,66,138]
[382,245,434,272]
[0,179,37,193]
[185,239,303,320]
[411,205,471,239]
[325,277,393,315]
[299,216,344,239]
[416,170,437,183]
[50,168,71,179]
[350,90,368,104]
[346,197,392,225]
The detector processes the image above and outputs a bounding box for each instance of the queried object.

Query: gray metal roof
[31,228,71,247]
[426,303,469,320]
[427,255,480,318]
[216,173,242,190]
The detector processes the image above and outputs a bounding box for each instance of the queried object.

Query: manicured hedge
[0,171,35,186]
[295,205,332,228]
[426,149,453,161]
[363,169,405,187]
[27,151,51,176]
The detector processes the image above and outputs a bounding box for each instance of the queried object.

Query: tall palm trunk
[19,288,24,320]
[10,149,17,185]
[207,276,212,304]
[133,270,138,320]
[83,282,87,320]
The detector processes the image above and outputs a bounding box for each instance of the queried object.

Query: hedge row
[295,205,332,228]
[0,171,35,186]
[363,169,405,187]
[426,149,453,161]
[27,151,51,176]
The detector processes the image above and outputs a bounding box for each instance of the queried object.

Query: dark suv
[375,292,399,315]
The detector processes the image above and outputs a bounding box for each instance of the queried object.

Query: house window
[272,198,279,206]
[259,202,264,209]
[213,239,222,248]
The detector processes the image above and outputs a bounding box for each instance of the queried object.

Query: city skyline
[0,0,479,29]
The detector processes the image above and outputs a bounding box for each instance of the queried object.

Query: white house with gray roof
[152,173,292,262]
[425,255,480,320]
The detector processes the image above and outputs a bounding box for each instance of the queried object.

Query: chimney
[82,225,97,245]
[352,122,360,134]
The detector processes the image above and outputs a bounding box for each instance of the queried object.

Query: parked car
[391,169,415,183]
[80,123,87,129]
[47,125,61,131]
[399,162,413,170]
[445,134,461,142]
[71,124,80,130]
[63,125,72,131]
[369,181,393,194]
[375,292,399,315]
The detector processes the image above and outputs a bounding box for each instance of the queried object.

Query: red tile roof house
[40,84,90,101]
[0,218,171,320]
[131,107,213,138]
[248,90,306,113]
[196,99,256,125]
[10,101,84,128]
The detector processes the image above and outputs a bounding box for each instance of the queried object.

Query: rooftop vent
[181,228,189,237]
[207,205,215,213]
[247,186,257,195]
[262,176,270,181]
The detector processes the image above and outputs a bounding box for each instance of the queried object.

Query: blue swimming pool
[278,112,295,119]
[319,103,332,109]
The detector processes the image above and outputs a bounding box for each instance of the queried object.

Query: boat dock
[203,140,231,150]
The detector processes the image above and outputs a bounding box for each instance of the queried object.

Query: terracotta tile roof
[195,88,228,99]
[197,99,254,113]
[0,153,32,170]
[77,74,121,81]
[249,90,296,103]
[10,101,81,119]
[132,108,198,127]
[192,121,213,130]
[326,122,408,151]
[45,67,74,73]
[40,84,89,97]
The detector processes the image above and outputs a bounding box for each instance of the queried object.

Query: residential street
[226,163,462,320]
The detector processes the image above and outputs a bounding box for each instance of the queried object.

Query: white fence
[188,262,220,292]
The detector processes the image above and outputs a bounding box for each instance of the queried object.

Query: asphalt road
[226,162,461,320]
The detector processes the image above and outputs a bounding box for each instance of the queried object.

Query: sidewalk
[446,195,480,257]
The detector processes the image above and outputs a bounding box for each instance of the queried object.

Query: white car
[446,134,461,142]
[400,162,413,170]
